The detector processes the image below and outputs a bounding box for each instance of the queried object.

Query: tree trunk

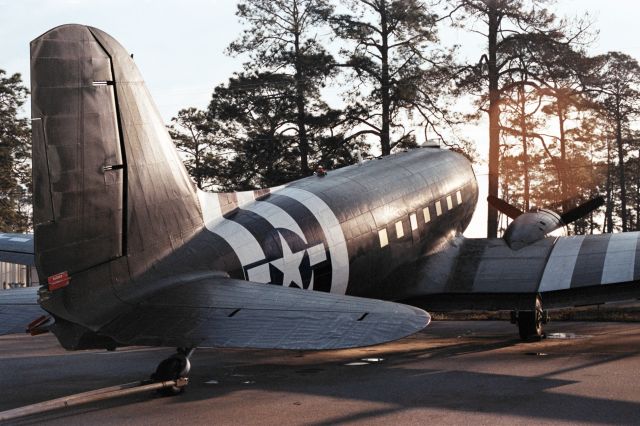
[558,102,570,213]
[190,126,203,190]
[636,148,640,230]
[487,4,500,238]
[195,146,202,190]
[519,85,530,211]
[380,2,391,156]
[293,4,310,175]
[605,138,614,233]
[615,108,628,231]
[589,146,596,234]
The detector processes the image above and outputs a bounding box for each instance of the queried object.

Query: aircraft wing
[101,277,430,350]
[0,233,35,265]
[406,232,640,311]
[0,287,46,335]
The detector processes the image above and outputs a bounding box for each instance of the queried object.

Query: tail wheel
[151,353,191,396]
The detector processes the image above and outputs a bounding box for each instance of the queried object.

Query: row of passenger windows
[378,189,463,248]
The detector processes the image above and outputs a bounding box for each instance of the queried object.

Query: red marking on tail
[48,271,70,291]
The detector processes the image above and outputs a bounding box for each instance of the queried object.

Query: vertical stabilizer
[32,25,124,277]
[31,25,202,326]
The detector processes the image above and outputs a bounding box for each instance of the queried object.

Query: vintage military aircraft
[2,25,640,388]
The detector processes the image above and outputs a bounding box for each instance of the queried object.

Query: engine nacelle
[503,209,566,249]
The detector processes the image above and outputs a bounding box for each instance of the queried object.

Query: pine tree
[0,70,31,232]
[452,0,589,236]
[331,0,454,156]
[228,0,336,176]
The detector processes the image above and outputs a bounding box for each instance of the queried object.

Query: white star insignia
[270,232,306,288]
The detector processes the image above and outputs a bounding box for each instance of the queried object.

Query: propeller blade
[487,195,524,220]
[546,196,577,211]
[560,196,605,225]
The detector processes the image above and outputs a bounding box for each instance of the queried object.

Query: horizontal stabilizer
[101,278,430,350]
[0,287,45,335]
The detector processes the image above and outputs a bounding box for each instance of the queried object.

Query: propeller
[559,196,605,225]
[487,195,604,226]
[487,195,523,219]
[489,195,605,249]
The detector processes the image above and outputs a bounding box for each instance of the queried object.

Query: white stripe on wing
[538,236,585,292]
[601,232,639,284]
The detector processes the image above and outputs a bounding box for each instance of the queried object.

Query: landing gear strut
[151,347,195,395]
[510,296,549,341]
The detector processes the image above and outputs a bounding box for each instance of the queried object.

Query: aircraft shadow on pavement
[3,327,640,425]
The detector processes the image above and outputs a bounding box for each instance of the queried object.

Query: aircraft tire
[517,297,544,341]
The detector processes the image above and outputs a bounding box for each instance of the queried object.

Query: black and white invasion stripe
[197,187,349,294]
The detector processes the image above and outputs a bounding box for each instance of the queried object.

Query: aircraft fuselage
[194,148,478,302]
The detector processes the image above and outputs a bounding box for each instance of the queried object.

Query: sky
[1,0,640,237]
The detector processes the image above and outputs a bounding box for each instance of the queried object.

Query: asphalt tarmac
[1,320,639,425]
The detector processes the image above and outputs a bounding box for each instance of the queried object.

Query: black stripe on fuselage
[635,236,640,281]
[225,209,283,263]
[200,230,244,279]
[265,193,332,292]
[446,238,485,292]
[570,234,611,288]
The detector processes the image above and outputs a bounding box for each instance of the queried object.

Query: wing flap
[101,278,429,350]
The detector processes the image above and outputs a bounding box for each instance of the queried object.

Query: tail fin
[31,25,202,288]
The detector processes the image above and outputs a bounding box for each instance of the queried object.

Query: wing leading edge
[100,277,430,350]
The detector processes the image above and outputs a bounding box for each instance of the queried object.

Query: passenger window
[423,207,430,223]
[378,229,389,247]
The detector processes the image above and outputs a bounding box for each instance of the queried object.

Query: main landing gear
[151,347,195,395]
[510,295,550,341]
